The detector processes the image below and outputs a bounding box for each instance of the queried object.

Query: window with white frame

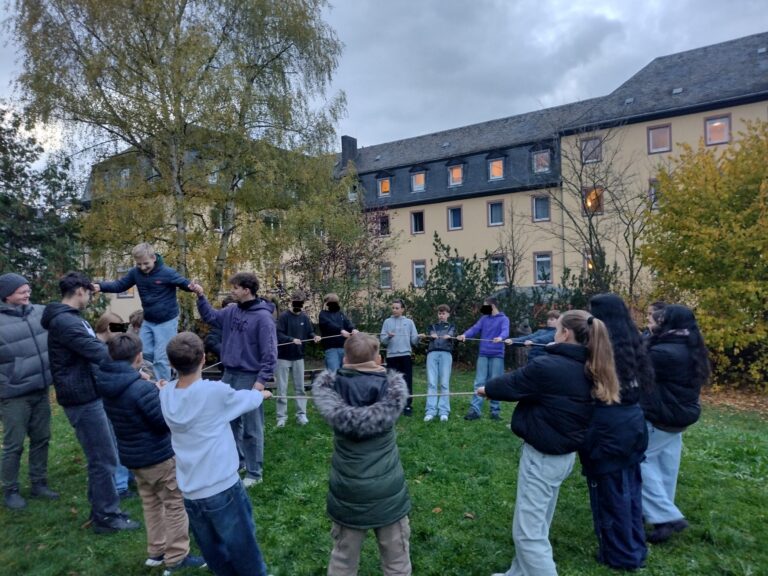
[580,137,602,164]
[648,179,659,210]
[379,263,392,289]
[534,252,552,284]
[448,165,464,186]
[451,258,464,280]
[378,214,390,236]
[705,115,731,145]
[411,171,426,192]
[377,177,391,197]
[647,125,672,154]
[412,260,427,288]
[532,149,551,173]
[411,211,425,234]
[347,183,358,202]
[490,255,506,284]
[119,168,131,187]
[488,201,504,226]
[447,206,462,230]
[532,196,551,222]
[488,158,504,180]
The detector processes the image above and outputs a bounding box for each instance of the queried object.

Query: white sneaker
[440,415,449,422]
[276,420,286,428]
[297,416,309,426]
[243,476,262,488]
[423,415,434,422]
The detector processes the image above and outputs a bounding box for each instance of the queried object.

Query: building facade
[340,32,768,292]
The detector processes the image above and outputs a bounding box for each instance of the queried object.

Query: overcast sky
[2,0,766,153]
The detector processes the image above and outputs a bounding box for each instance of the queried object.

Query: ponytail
[560,310,620,404]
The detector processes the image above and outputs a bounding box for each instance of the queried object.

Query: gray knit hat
[0,273,29,301]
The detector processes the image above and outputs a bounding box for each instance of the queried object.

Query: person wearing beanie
[0,273,59,509]
[318,293,358,371]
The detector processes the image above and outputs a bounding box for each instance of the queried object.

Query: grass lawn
[1,368,766,575]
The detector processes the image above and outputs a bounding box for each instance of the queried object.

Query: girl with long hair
[641,304,710,543]
[477,310,619,576]
[581,293,653,569]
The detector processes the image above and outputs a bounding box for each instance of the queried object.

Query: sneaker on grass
[145,555,164,567]
[163,555,206,575]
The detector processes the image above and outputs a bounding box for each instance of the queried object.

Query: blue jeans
[641,421,684,524]
[324,348,345,372]
[139,316,179,381]
[469,355,503,416]
[63,399,121,521]
[425,351,452,417]
[222,369,264,480]
[184,480,268,576]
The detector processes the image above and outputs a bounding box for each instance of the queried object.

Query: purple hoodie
[197,296,277,383]
[463,312,510,358]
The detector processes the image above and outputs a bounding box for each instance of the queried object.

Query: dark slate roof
[345,31,768,174]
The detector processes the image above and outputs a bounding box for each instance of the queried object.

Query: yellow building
[340,32,768,293]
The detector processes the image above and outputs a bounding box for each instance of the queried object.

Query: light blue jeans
[222,369,264,481]
[640,421,684,524]
[469,355,503,416]
[139,316,179,381]
[275,358,307,423]
[425,351,452,417]
[324,348,345,372]
[499,443,575,576]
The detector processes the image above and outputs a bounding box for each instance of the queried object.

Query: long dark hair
[589,293,654,403]
[652,304,711,388]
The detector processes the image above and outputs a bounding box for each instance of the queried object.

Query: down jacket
[485,343,595,455]
[0,302,51,399]
[96,360,173,469]
[313,368,411,530]
[41,303,109,407]
[98,254,191,324]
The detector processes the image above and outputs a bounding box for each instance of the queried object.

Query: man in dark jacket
[318,293,357,371]
[41,271,140,533]
[275,291,320,427]
[93,243,193,381]
[0,273,58,509]
[190,272,277,487]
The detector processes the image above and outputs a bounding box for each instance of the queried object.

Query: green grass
[1,369,766,575]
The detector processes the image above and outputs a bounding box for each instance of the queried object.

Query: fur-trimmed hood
[312,368,407,441]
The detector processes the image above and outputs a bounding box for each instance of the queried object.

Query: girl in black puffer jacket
[641,304,710,544]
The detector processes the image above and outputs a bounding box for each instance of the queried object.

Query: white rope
[270,391,480,401]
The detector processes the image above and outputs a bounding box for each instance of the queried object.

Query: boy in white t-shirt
[159,332,272,576]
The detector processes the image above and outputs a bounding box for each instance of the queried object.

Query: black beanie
[0,273,29,301]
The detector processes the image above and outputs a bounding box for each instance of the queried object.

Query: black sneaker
[647,518,689,543]
[4,490,27,510]
[490,413,502,421]
[30,483,59,500]
[464,411,481,421]
[402,406,413,417]
[92,513,142,534]
[163,555,207,575]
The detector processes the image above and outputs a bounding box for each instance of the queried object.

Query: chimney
[340,135,357,169]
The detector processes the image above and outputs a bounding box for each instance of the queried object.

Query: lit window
[411,211,425,234]
[379,263,392,289]
[488,159,504,180]
[580,137,602,164]
[705,115,730,145]
[447,206,462,230]
[532,150,551,173]
[379,215,390,236]
[584,252,595,272]
[412,260,427,288]
[411,172,426,192]
[532,196,550,222]
[582,187,604,215]
[648,125,672,154]
[490,256,506,284]
[448,165,463,186]
[488,201,504,226]
[377,177,391,197]
[648,179,659,210]
[534,252,552,284]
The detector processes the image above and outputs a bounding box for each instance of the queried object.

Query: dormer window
[448,165,463,187]
[377,176,391,197]
[488,159,504,180]
[411,171,426,192]
[532,150,551,173]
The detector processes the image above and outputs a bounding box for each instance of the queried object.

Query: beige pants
[133,456,190,566]
[328,516,412,576]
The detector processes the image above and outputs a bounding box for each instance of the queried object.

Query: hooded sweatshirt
[159,378,265,500]
[463,312,510,358]
[197,295,277,383]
